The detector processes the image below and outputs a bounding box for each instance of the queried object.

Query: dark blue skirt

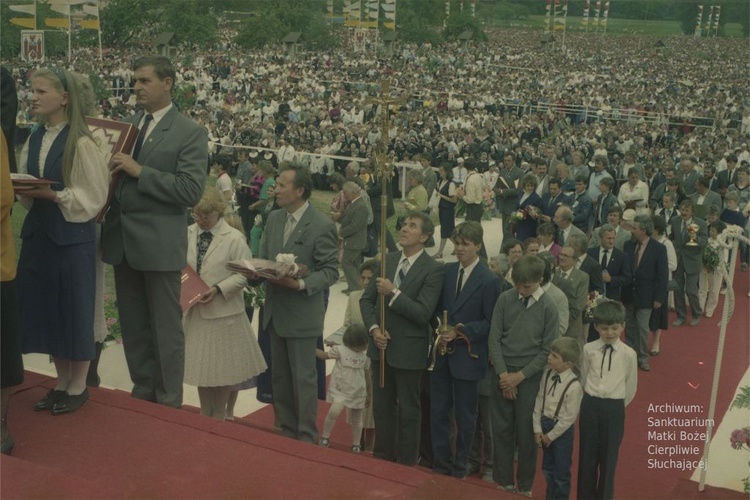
[17,230,96,360]
[439,205,456,239]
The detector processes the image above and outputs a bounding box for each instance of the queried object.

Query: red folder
[180,265,210,312]
[86,117,138,223]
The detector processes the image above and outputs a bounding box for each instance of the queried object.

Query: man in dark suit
[671,200,708,327]
[717,154,738,197]
[571,175,594,233]
[339,181,369,293]
[690,177,723,220]
[703,165,721,194]
[569,234,604,294]
[257,163,339,443]
[103,55,207,408]
[678,158,700,197]
[494,152,524,236]
[654,192,679,239]
[361,211,444,465]
[430,221,502,478]
[622,215,669,371]
[587,224,631,301]
[592,177,618,229]
[539,178,571,223]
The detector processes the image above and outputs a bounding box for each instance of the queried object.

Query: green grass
[487,15,744,37]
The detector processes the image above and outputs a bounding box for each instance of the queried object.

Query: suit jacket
[571,191,593,232]
[622,238,669,309]
[671,216,708,274]
[587,246,631,300]
[579,254,604,294]
[717,169,737,193]
[679,170,700,196]
[102,107,208,271]
[186,219,249,319]
[260,205,339,338]
[592,192,618,227]
[540,192,572,218]
[339,196,368,250]
[361,251,444,370]
[690,190,722,220]
[494,166,524,216]
[553,267,588,340]
[654,206,680,238]
[558,223,586,247]
[432,261,503,380]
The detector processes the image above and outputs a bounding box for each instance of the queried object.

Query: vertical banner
[595,0,602,31]
[694,4,703,36]
[705,4,714,36]
[545,0,552,33]
[327,0,333,17]
[366,0,379,29]
[601,0,609,34]
[713,5,721,36]
[582,0,590,31]
[471,0,476,18]
[346,0,362,27]
[382,0,396,30]
[21,30,45,62]
[444,0,450,28]
[554,0,567,31]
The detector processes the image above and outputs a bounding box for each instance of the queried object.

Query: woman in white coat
[184,188,266,420]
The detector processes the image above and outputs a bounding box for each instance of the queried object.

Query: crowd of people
[2,23,749,499]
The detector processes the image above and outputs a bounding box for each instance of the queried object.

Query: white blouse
[618,180,649,209]
[20,123,109,223]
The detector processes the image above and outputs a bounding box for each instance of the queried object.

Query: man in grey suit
[671,199,708,327]
[339,181,369,293]
[259,163,339,443]
[494,152,524,236]
[678,158,700,197]
[361,211,444,465]
[553,206,586,247]
[102,55,207,408]
[690,177,722,220]
[554,245,589,351]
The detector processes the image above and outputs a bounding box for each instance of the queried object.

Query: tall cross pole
[368,79,403,388]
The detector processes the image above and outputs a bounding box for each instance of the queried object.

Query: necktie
[283,214,295,246]
[600,344,614,377]
[601,249,608,269]
[548,374,561,396]
[196,231,213,274]
[682,221,688,242]
[559,229,566,246]
[132,114,153,159]
[456,268,465,299]
[521,295,531,308]
[394,258,409,288]
[634,242,642,269]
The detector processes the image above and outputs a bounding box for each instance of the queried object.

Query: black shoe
[1,435,15,455]
[34,389,67,411]
[51,389,89,415]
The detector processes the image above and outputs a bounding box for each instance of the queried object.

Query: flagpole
[68,7,72,62]
[96,1,103,62]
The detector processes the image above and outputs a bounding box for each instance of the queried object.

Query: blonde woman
[184,188,267,420]
[17,68,108,414]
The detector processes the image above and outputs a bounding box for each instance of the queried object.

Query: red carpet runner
[2,270,747,499]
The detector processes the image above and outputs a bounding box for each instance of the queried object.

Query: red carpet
[2,268,747,499]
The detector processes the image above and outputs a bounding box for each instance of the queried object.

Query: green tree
[235,0,338,50]
[443,9,488,42]
[162,0,218,47]
[99,0,156,46]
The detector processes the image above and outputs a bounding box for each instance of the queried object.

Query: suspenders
[541,370,580,421]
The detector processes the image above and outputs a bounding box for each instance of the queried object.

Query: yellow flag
[11,18,36,28]
[80,19,100,30]
[45,18,70,29]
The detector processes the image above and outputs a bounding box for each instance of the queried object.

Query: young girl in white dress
[317,325,370,453]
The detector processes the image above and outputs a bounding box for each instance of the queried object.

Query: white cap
[622,209,637,222]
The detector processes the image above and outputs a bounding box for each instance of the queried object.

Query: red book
[86,117,138,223]
[180,265,210,312]
[10,173,58,191]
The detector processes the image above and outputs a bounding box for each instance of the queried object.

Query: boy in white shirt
[533,337,583,500]
[578,301,637,500]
